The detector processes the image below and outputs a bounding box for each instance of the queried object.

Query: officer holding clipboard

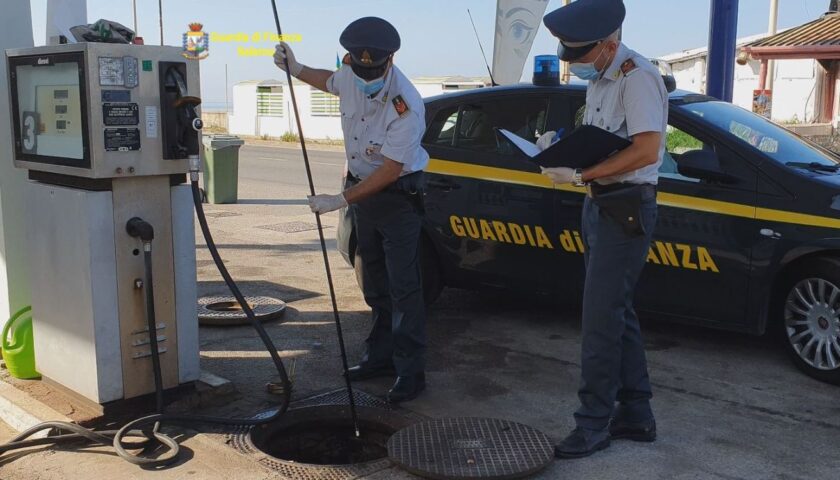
[537,0,669,459]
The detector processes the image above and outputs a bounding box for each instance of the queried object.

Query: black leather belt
[346,171,424,195]
[587,182,656,198]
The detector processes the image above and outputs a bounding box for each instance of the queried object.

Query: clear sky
[29,0,831,106]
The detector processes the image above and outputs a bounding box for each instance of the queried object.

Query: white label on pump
[99,57,125,86]
[145,106,158,138]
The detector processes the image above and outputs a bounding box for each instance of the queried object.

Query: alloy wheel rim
[784,278,840,371]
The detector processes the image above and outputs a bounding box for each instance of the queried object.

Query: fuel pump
[6,42,204,406]
[2,41,291,466]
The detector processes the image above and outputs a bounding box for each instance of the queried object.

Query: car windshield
[677,100,840,168]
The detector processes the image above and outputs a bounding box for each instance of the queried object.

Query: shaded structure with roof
[744,11,840,124]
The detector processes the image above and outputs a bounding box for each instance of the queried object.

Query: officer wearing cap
[537,0,668,459]
[274,17,428,404]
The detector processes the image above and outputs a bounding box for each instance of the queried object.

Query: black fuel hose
[0,181,293,467]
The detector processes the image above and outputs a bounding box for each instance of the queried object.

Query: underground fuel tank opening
[248,406,412,466]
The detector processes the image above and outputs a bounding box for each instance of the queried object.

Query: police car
[337,83,840,385]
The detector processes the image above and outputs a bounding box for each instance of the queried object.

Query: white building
[228,76,488,139]
[661,31,822,124]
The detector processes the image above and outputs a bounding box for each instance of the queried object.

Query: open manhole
[388,417,554,480]
[198,295,286,326]
[248,405,417,478]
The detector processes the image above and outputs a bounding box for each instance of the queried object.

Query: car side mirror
[678,150,737,184]
[662,75,677,93]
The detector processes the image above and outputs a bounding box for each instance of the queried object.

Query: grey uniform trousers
[352,187,426,377]
[575,187,658,430]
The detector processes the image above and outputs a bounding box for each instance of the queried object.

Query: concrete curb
[0,377,71,435]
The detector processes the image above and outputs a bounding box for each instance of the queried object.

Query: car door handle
[427,179,461,191]
[760,228,782,240]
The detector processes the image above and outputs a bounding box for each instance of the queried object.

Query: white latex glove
[536,131,558,151]
[308,193,348,214]
[541,166,576,184]
[274,42,304,77]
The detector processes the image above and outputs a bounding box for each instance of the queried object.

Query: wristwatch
[572,168,586,187]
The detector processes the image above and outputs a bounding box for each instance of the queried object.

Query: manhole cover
[204,211,241,218]
[258,222,329,233]
[387,417,554,480]
[197,295,286,326]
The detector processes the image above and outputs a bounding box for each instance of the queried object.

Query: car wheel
[777,257,840,385]
[353,237,443,307]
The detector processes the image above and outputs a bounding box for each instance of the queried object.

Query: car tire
[774,257,840,385]
[353,236,443,307]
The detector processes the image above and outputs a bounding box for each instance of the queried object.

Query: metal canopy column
[707,0,740,102]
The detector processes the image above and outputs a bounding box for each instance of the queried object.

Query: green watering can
[1,306,39,379]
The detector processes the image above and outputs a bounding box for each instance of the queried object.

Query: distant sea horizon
[201,102,230,112]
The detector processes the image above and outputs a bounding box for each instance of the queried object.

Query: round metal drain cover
[387,417,553,480]
[198,295,286,326]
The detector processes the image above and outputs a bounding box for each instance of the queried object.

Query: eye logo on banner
[492,0,549,85]
[183,23,210,60]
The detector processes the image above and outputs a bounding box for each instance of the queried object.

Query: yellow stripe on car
[426,158,840,229]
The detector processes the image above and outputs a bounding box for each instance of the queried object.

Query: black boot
[346,362,395,381]
[386,373,425,404]
[610,417,656,442]
[554,427,611,459]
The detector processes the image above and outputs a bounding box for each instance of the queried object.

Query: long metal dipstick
[268,0,361,437]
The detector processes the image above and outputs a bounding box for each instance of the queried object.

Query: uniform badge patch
[392,95,409,117]
[620,59,638,76]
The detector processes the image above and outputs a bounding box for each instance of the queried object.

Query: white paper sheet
[498,129,540,158]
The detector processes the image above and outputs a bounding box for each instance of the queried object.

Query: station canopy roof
[745,12,840,60]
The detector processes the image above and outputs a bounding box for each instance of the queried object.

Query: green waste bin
[202,135,244,204]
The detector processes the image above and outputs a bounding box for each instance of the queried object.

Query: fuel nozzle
[163,66,203,158]
[174,96,203,131]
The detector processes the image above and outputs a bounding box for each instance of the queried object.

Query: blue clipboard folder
[498,125,632,169]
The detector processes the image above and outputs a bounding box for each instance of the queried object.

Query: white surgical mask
[354,74,385,96]
[569,44,609,81]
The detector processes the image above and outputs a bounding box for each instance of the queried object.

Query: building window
[442,83,483,91]
[257,86,284,117]
[310,89,340,117]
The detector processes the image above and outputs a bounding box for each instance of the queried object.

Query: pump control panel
[6,43,201,179]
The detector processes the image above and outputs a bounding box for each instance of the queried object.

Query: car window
[679,100,839,167]
[574,104,586,128]
[424,96,549,156]
[661,126,704,182]
[425,106,459,146]
[661,124,757,190]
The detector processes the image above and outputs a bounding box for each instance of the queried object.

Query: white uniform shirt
[583,43,669,185]
[326,64,429,179]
